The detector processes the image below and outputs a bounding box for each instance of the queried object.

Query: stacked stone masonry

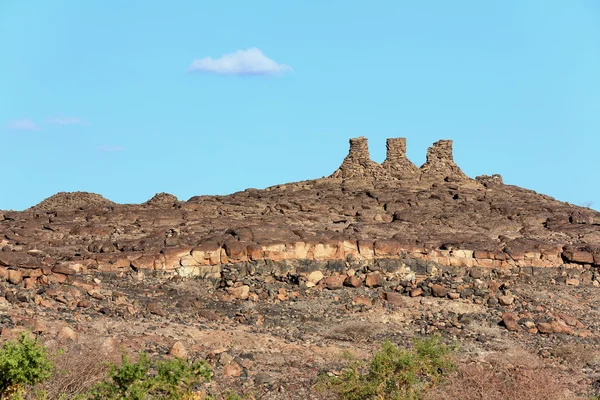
[331,137,469,181]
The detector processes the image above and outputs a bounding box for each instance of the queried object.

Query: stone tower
[382,138,418,179]
[330,137,390,180]
[419,140,469,181]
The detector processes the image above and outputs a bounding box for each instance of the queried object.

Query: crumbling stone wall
[330,137,391,180]
[419,140,469,181]
[382,138,418,178]
[331,137,471,182]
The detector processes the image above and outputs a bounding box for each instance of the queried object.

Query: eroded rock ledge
[1,136,600,288]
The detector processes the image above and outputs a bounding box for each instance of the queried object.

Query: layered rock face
[1,137,599,285]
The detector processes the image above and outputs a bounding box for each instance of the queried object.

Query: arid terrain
[1,137,600,399]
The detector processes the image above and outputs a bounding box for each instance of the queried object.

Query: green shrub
[0,334,53,400]
[317,336,455,400]
[88,352,213,400]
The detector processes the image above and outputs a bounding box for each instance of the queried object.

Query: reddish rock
[536,322,554,334]
[385,292,406,306]
[374,240,402,257]
[223,361,242,377]
[246,244,264,260]
[169,341,188,359]
[562,250,594,264]
[57,326,78,342]
[410,288,423,297]
[224,241,247,260]
[147,302,167,317]
[502,312,520,331]
[7,270,23,285]
[365,273,383,288]
[0,252,39,269]
[498,295,515,306]
[325,275,345,290]
[344,275,362,288]
[353,296,372,306]
[52,263,77,275]
[227,285,250,300]
[431,284,449,298]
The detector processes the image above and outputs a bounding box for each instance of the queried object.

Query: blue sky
[1,1,599,211]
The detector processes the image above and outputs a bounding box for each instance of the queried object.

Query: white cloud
[8,119,40,131]
[188,48,292,76]
[97,145,124,152]
[48,116,88,125]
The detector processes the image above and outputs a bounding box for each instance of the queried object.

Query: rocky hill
[2,137,598,277]
[1,137,600,399]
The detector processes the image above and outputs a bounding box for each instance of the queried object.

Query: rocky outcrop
[382,138,418,179]
[145,192,180,208]
[476,174,504,187]
[419,140,469,181]
[29,191,115,212]
[2,136,599,289]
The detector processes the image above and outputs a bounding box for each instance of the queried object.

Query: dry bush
[551,343,600,368]
[325,322,382,342]
[425,348,585,400]
[30,340,122,400]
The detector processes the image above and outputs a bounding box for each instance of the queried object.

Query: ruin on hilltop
[330,136,470,182]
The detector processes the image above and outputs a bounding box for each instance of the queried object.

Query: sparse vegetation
[0,334,53,400]
[87,352,213,400]
[32,342,120,400]
[425,348,584,400]
[316,336,455,400]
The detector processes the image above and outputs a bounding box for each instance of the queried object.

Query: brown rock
[223,361,242,377]
[169,341,188,359]
[385,292,406,306]
[325,275,344,290]
[353,296,372,307]
[277,288,288,301]
[536,322,555,334]
[7,270,23,285]
[562,250,594,264]
[228,285,250,300]
[410,288,423,297]
[147,302,167,317]
[374,240,402,257]
[344,275,362,288]
[502,313,520,331]
[365,273,383,288]
[431,284,449,298]
[57,326,78,342]
[498,295,515,306]
[52,263,78,275]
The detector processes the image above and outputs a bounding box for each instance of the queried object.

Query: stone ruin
[329,136,391,180]
[331,137,470,182]
[419,140,469,181]
[382,138,418,178]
